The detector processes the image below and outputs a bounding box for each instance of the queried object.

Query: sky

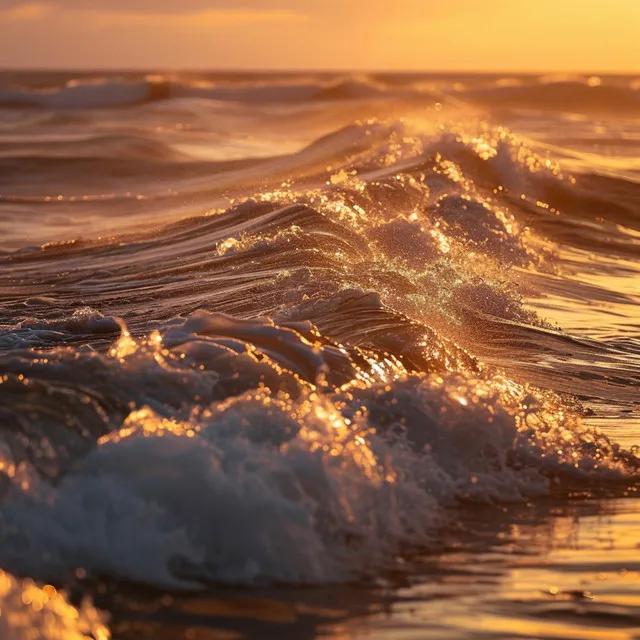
[0,0,639,71]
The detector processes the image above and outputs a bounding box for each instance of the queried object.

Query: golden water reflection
[87,497,640,640]
[336,497,640,640]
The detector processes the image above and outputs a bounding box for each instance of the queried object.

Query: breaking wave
[0,71,638,593]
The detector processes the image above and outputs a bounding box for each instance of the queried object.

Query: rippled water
[0,71,638,639]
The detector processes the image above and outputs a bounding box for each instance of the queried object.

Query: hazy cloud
[96,8,306,28]
[0,2,54,20]
[0,0,322,10]
[0,1,308,26]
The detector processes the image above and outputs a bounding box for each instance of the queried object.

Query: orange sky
[0,0,639,71]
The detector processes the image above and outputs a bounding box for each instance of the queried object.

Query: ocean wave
[0,312,635,588]
[0,76,408,110]
[0,79,639,597]
[0,75,639,114]
[468,80,640,114]
[0,134,189,161]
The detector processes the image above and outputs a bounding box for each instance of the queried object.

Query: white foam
[0,365,630,589]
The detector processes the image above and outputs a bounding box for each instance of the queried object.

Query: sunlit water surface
[0,71,638,639]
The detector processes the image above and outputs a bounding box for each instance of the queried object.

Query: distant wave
[0,77,410,109]
[0,75,639,113]
[0,133,188,160]
[467,81,640,114]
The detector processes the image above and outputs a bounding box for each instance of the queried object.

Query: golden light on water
[0,570,110,639]
[0,1,638,637]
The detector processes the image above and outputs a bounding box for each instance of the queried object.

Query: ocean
[0,71,638,639]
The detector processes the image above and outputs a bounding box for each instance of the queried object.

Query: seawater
[0,71,639,639]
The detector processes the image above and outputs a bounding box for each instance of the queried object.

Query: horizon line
[0,66,639,76]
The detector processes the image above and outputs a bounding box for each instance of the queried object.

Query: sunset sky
[0,0,639,71]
